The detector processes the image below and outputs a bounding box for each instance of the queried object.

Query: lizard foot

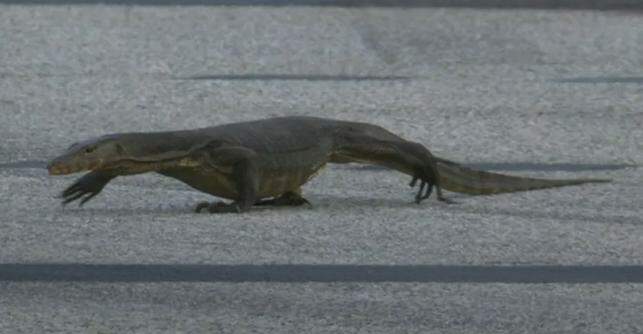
[437,196,456,204]
[61,171,115,207]
[255,191,312,207]
[195,201,242,214]
[436,186,456,204]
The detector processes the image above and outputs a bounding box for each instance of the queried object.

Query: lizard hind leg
[333,133,447,204]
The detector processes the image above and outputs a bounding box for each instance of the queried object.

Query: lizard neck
[102,130,213,174]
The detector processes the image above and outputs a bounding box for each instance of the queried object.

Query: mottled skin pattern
[47,116,609,213]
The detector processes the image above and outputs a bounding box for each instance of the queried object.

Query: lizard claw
[410,173,434,204]
[413,179,433,204]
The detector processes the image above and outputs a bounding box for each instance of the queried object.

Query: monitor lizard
[48,116,609,213]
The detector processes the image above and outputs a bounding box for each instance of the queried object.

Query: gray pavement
[1,3,642,333]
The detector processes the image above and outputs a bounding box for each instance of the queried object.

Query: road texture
[1,1,642,333]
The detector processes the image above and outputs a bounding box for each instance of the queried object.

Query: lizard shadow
[305,194,469,210]
[58,194,430,216]
[57,193,639,226]
[59,203,198,216]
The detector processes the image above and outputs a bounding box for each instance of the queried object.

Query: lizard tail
[434,158,610,195]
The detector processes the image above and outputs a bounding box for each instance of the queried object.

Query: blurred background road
[1,1,642,333]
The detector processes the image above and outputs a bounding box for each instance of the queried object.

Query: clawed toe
[410,176,434,204]
[60,171,114,207]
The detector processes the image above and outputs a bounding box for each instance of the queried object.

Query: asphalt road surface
[1,1,642,333]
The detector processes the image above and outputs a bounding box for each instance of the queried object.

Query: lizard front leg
[193,144,259,214]
[60,170,117,206]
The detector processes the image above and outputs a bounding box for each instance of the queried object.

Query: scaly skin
[47,116,609,213]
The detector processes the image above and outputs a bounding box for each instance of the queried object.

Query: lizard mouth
[47,161,101,175]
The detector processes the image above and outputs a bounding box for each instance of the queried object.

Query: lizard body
[48,116,609,213]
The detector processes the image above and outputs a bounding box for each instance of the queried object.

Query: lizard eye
[84,147,95,154]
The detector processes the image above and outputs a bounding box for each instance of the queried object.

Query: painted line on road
[464,162,636,172]
[175,74,415,82]
[1,264,642,283]
[0,160,46,169]
[554,77,643,84]
[1,0,641,10]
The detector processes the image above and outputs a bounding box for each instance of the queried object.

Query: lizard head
[47,135,126,175]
